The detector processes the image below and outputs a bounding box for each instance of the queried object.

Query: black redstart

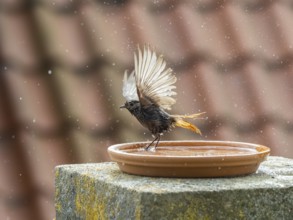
[120,46,205,150]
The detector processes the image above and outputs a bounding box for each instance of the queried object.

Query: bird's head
[120,100,140,113]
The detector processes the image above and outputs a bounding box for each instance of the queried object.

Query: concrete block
[55,156,293,219]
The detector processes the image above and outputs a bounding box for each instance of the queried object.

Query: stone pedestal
[55,156,293,219]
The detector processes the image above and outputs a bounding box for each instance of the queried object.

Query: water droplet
[48,70,52,74]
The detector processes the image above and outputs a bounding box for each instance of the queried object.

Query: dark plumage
[122,100,175,135]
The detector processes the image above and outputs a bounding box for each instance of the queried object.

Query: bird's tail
[172,112,206,135]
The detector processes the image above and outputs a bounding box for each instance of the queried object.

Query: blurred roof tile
[0,139,32,196]
[219,67,257,127]
[80,0,135,67]
[266,65,293,124]
[168,3,209,62]
[145,1,239,66]
[0,196,41,220]
[243,63,293,124]
[193,4,242,66]
[36,195,55,220]
[191,62,230,121]
[0,77,16,131]
[0,11,43,69]
[237,127,267,146]
[229,2,285,65]
[235,0,271,10]
[144,0,179,11]
[21,132,75,193]
[210,124,237,141]
[71,129,113,162]
[272,3,293,61]
[4,70,65,133]
[54,68,111,131]
[137,3,191,64]
[0,136,41,219]
[0,0,31,12]
[36,7,95,69]
[174,68,206,116]
[39,0,80,13]
[264,124,293,158]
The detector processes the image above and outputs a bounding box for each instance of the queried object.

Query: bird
[120,46,205,151]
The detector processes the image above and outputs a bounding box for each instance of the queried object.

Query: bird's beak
[120,105,126,109]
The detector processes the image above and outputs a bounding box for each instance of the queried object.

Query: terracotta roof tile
[229,2,285,65]
[35,7,95,70]
[138,3,191,64]
[273,3,293,61]
[0,78,15,131]
[71,129,113,162]
[36,195,55,220]
[168,3,209,62]
[243,63,292,123]
[0,140,32,199]
[80,0,136,67]
[4,70,64,133]
[262,122,293,157]
[21,132,75,193]
[0,10,43,69]
[54,67,111,131]
[194,5,242,66]
[217,68,257,127]
[39,0,80,12]
[174,67,206,118]
[0,0,30,11]
[0,198,41,220]
[0,81,42,219]
[190,62,230,121]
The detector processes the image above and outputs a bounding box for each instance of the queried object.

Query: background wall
[0,0,293,219]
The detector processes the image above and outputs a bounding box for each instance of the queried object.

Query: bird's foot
[145,135,160,151]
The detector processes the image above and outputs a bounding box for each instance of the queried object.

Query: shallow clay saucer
[108,140,270,178]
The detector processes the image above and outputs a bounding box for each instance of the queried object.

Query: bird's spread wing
[122,70,139,101]
[134,46,177,110]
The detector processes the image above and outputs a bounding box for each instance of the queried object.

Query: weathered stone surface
[55,156,293,220]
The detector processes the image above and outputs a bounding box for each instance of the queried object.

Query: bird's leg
[145,135,159,151]
[154,135,161,150]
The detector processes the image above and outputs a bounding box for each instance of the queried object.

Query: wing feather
[135,46,177,110]
[122,70,139,101]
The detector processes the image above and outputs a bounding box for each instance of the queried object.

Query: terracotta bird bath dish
[108,140,270,178]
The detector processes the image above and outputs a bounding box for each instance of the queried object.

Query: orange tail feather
[174,119,202,135]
